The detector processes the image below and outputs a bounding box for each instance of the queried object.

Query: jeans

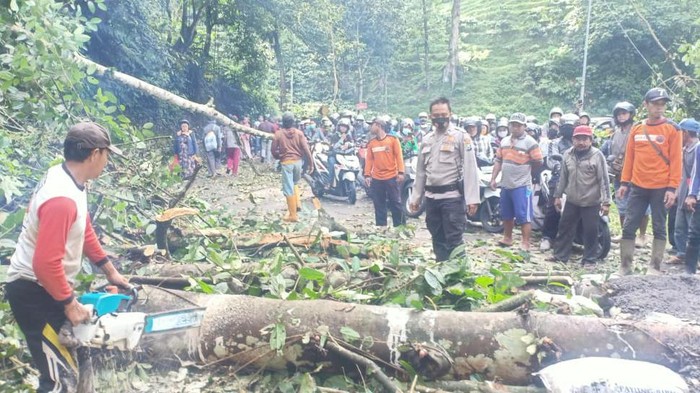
[685,208,700,273]
[370,177,404,227]
[675,205,693,257]
[425,196,466,262]
[281,160,302,196]
[553,203,600,263]
[327,154,337,186]
[622,185,667,240]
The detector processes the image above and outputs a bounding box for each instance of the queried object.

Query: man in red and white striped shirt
[5,122,130,392]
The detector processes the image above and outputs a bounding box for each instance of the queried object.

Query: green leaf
[299,267,325,282]
[298,373,317,393]
[339,326,361,342]
[142,122,154,129]
[269,322,286,352]
[145,224,156,236]
[9,0,18,12]
[424,269,443,295]
[87,1,95,13]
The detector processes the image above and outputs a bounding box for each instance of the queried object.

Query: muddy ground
[606,274,700,321]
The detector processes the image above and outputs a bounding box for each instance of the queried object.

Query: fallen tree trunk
[74,55,273,140]
[134,286,700,386]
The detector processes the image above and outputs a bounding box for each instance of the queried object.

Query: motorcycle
[355,137,371,197]
[533,154,611,260]
[304,142,360,204]
[401,151,426,218]
[467,165,503,233]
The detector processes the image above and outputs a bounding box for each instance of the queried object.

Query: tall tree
[422,0,430,90]
[443,0,461,90]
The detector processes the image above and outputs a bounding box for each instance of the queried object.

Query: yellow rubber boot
[294,185,302,211]
[284,196,298,222]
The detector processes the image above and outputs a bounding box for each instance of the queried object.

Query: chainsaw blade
[144,308,206,334]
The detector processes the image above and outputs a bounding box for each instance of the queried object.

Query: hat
[509,113,527,125]
[572,125,593,138]
[66,122,124,157]
[644,88,670,103]
[679,118,700,134]
[179,119,190,125]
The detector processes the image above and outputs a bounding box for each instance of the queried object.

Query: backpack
[204,131,218,152]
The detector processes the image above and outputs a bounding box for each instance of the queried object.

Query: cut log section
[134,286,700,386]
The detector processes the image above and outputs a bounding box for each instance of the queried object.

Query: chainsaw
[71,286,205,351]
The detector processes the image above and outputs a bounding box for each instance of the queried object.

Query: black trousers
[425,196,466,262]
[622,185,667,240]
[553,203,600,263]
[6,280,77,393]
[370,177,404,227]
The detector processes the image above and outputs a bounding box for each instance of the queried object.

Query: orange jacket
[620,118,682,191]
[364,135,405,180]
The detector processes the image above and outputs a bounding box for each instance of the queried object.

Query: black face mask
[560,126,574,140]
[547,129,558,139]
[432,117,450,129]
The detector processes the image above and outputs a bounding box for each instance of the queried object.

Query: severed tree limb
[324,340,402,393]
[476,290,534,312]
[521,276,573,286]
[417,380,545,393]
[283,234,305,265]
[169,165,202,208]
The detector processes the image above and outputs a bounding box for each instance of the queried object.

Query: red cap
[573,125,593,138]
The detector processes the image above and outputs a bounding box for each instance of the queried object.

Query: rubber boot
[284,196,298,222]
[647,239,665,275]
[294,185,302,212]
[619,239,635,276]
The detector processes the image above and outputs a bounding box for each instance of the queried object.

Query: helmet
[401,118,415,129]
[485,113,496,122]
[337,117,352,131]
[281,112,295,128]
[330,112,340,122]
[340,109,353,119]
[579,111,590,120]
[613,101,636,119]
[526,122,542,140]
[497,118,509,129]
[526,115,538,124]
[179,119,190,126]
[322,117,332,127]
[356,114,365,122]
[560,113,580,127]
[549,107,563,118]
[418,112,429,119]
[548,118,560,127]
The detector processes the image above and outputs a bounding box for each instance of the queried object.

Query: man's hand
[365,177,371,188]
[664,190,676,209]
[686,196,697,212]
[106,270,131,290]
[397,173,405,183]
[64,299,91,326]
[489,179,497,191]
[617,185,628,199]
[307,166,315,175]
[554,198,563,213]
[600,204,610,216]
[467,204,478,216]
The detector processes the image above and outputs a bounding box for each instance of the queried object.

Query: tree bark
[443,0,460,90]
[421,0,430,90]
[134,286,699,386]
[271,26,288,110]
[73,55,273,140]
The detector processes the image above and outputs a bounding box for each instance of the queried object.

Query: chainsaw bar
[144,307,206,334]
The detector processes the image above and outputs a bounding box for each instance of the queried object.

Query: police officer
[409,97,480,261]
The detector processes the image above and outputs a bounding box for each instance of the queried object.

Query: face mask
[497,130,509,138]
[547,130,558,139]
[432,117,450,129]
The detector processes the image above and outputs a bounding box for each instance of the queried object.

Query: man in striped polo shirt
[490,113,544,251]
[617,88,682,275]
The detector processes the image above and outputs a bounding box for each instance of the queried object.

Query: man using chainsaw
[5,122,131,393]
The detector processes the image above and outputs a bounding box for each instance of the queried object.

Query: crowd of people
[172,88,700,276]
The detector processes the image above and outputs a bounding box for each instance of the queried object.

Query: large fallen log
[134,286,700,386]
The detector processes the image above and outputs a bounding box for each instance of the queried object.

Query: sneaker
[539,238,551,251]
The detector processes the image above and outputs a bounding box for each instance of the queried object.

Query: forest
[1,0,700,392]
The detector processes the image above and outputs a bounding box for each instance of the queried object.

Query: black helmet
[179,119,190,125]
[613,101,636,125]
[282,112,295,128]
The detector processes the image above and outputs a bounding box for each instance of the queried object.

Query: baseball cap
[509,113,527,125]
[679,118,700,133]
[644,88,670,103]
[572,125,593,138]
[65,122,124,157]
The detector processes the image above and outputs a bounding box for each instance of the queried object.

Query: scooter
[401,151,426,218]
[467,165,503,233]
[304,142,361,204]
